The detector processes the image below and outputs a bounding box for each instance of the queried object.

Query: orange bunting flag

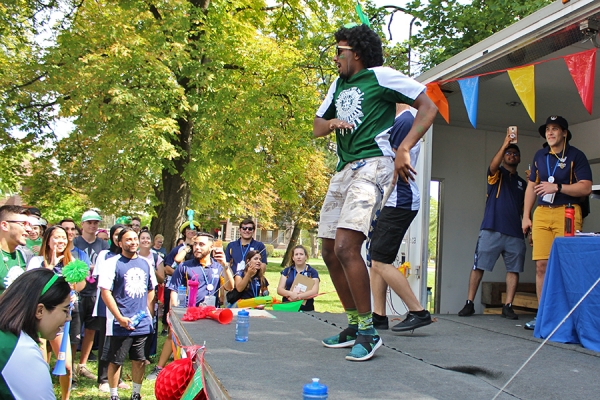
[426,83,449,123]
[508,65,535,122]
[564,48,596,115]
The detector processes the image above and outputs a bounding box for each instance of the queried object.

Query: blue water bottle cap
[238,309,249,316]
[303,378,327,395]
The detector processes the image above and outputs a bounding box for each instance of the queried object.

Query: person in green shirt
[0,205,34,295]
[314,24,437,362]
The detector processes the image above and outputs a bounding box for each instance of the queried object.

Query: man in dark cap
[521,115,592,330]
[458,130,527,319]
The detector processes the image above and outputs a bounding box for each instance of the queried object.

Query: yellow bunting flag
[508,65,535,122]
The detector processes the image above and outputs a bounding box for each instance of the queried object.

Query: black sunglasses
[240,226,255,231]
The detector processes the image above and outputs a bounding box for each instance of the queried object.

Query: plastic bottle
[129,311,146,328]
[564,204,575,237]
[303,378,328,399]
[235,309,249,342]
[177,285,187,307]
[187,280,199,307]
[427,287,433,312]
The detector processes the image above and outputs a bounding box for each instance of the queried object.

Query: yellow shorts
[532,204,582,260]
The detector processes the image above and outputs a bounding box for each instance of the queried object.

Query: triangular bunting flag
[507,66,535,122]
[458,77,479,128]
[426,83,449,123]
[564,48,596,115]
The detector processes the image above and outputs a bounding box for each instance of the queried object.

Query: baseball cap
[81,210,102,222]
[538,116,572,142]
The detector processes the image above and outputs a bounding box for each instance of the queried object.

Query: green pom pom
[62,260,89,283]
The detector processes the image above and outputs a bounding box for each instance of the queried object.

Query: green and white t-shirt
[0,331,56,399]
[316,66,426,171]
[0,251,26,295]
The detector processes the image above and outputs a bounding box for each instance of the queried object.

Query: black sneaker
[130,393,142,400]
[345,333,383,361]
[160,329,168,337]
[458,300,475,316]
[502,303,518,320]
[110,397,120,400]
[87,351,97,362]
[372,313,389,330]
[391,311,432,332]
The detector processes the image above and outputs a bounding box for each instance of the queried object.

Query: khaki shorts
[532,204,582,260]
[317,157,394,239]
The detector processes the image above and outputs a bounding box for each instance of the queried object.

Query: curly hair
[334,25,384,68]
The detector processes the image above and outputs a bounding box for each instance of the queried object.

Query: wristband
[557,183,562,193]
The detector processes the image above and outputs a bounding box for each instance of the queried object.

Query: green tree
[399,0,552,71]
[3,0,357,246]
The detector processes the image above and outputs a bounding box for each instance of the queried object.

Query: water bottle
[177,285,187,307]
[427,287,433,312]
[303,378,328,399]
[564,204,575,237]
[235,309,249,342]
[129,311,146,328]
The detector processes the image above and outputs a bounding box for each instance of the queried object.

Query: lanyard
[290,265,308,281]
[240,240,251,262]
[200,264,218,295]
[546,154,560,180]
[251,276,261,298]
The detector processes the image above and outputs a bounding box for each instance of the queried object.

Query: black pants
[162,286,171,327]
[97,317,108,384]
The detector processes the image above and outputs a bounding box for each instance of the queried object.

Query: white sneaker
[146,366,162,381]
[98,383,110,393]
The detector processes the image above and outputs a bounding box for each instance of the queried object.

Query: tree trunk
[150,118,192,251]
[280,224,301,268]
[310,231,319,258]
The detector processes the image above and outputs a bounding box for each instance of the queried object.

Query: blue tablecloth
[534,237,600,351]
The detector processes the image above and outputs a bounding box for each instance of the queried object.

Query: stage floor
[170,309,600,399]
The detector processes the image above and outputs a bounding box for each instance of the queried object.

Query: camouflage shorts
[317,157,394,239]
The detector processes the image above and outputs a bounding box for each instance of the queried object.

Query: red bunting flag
[564,48,597,115]
[426,83,449,123]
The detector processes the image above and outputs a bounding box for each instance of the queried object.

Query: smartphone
[508,126,518,144]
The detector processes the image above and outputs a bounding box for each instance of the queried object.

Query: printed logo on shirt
[336,87,364,132]
[124,267,148,298]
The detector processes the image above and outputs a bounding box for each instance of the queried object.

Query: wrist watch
[557,183,562,193]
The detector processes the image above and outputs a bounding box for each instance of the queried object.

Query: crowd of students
[0,207,320,400]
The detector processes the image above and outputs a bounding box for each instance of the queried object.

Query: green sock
[358,312,375,334]
[346,309,358,328]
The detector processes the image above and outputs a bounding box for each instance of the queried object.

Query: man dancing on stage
[314,24,437,361]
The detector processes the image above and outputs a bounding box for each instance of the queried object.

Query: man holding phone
[458,129,527,319]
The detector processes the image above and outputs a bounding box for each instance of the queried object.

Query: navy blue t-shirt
[98,255,154,336]
[530,145,592,206]
[235,269,269,300]
[480,166,527,238]
[168,258,225,307]
[225,239,267,273]
[386,109,421,211]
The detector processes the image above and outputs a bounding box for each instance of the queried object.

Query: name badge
[237,261,245,272]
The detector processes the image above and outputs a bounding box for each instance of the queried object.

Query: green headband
[41,274,59,296]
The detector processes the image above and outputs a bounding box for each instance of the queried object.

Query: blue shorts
[473,230,525,273]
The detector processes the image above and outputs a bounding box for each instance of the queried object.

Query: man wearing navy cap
[521,115,592,330]
[458,130,527,319]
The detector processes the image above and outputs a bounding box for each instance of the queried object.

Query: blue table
[534,237,600,351]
